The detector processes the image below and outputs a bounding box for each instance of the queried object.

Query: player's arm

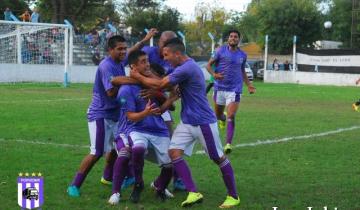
[206,58,223,80]
[111,76,139,86]
[127,28,158,54]
[241,61,256,94]
[130,68,172,90]
[106,87,119,97]
[159,88,179,113]
[126,99,161,122]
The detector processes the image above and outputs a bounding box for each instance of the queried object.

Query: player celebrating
[67,30,157,197]
[130,38,240,208]
[206,29,256,154]
[142,30,186,191]
[352,78,360,112]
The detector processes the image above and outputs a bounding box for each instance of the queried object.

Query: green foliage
[182,1,229,56]
[33,0,119,31]
[256,0,322,54]
[324,0,352,48]
[0,0,28,18]
[119,0,181,37]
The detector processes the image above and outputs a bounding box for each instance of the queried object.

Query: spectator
[284,60,290,70]
[273,58,279,70]
[31,8,40,23]
[4,7,12,21]
[42,47,54,64]
[20,10,31,22]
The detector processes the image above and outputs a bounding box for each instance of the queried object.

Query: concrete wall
[265,70,360,86]
[0,64,97,83]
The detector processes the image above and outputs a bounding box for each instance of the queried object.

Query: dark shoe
[129,183,144,203]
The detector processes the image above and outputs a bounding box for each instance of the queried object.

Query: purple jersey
[142,46,174,75]
[213,45,247,92]
[168,58,217,125]
[115,88,133,137]
[87,56,126,122]
[118,84,169,137]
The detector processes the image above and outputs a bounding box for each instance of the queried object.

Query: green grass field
[1,81,359,210]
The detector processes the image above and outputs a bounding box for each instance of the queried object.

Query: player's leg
[224,92,241,154]
[198,122,240,208]
[129,132,148,203]
[169,123,203,207]
[150,136,173,200]
[67,119,106,197]
[101,119,118,184]
[214,90,227,129]
[108,135,132,205]
[353,99,360,112]
[206,82,214,94]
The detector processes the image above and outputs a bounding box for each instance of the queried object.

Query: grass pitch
[0,81,359,210]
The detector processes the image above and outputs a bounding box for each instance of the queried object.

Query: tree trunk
[59,0,66,23]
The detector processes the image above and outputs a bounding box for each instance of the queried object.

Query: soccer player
[67,30,157,197]
[118,50,173,203]
[130,38,240,208]
[206,29,256,154]
[142,30,186,191]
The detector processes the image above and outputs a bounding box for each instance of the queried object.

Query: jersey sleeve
[100,65,115,91]
[168,66,191,85]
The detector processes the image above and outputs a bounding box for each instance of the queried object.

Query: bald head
[158,31,177,55]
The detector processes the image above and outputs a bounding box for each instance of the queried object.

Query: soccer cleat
[129,183,144,203]
[219,195,240,209]
[67,185,80,197]
[181,192,203,207]
[121,176,135,190]
[352,103,359,112]
[173,178,186,191]
[150,182,174,198]
[108,192,120,205]
[100,177,112,185]
[156,189,167,202]
[224,143,232,154]
[218,120,226,129]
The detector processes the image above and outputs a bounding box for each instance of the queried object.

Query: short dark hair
[107,35,126,49]
[128,50,147,66]
[227,29,241,38]
[150,63,165,77]
[163,37,185,54]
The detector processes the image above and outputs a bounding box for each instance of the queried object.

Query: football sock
[219,158,238,199]
[172,157,197,192]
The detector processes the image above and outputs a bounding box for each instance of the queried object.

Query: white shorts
[88,119,117,156]
[161,111,172,122]
[169,122,224,160]
[213,90,241,106]
[129,131,171,166]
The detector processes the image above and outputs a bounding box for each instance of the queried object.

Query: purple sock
[154,165,173,190]
[226,117,235,144]
[126,161,135,178]
[112,155,129,194]
[131,146,145,184]
[102,162,114,181]
[172,157,197,192]
[219,158,238,199]
[71,172,87,188]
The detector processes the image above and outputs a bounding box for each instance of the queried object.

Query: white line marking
[0,98,89,104]
[195,125,360,154]
[1,126,359,155]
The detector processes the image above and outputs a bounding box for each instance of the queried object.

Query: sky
[164,0,252,21]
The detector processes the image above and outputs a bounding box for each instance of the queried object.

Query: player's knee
[168,149,182,160]
[132,145,146,156]
[212,155,226,164]
[118,148,131,159]
[93,151,104,159]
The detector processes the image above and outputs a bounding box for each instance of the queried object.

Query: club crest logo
[18,172,44,209]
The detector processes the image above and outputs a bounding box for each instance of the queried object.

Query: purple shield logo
[18,173,44,209]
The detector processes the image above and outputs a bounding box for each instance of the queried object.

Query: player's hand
[130,69,141,80]
[143,28,158,41]
[248,84,256,94]
[213,72,224,80]
[144,99,161,115]
[140,89,157,99]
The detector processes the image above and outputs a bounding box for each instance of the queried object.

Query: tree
[119,0,181,37]
[323,0,352,48]
[33,0,119,30]
[256,0,322,54]
[182,0,229,55]
[1,0,29,18]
